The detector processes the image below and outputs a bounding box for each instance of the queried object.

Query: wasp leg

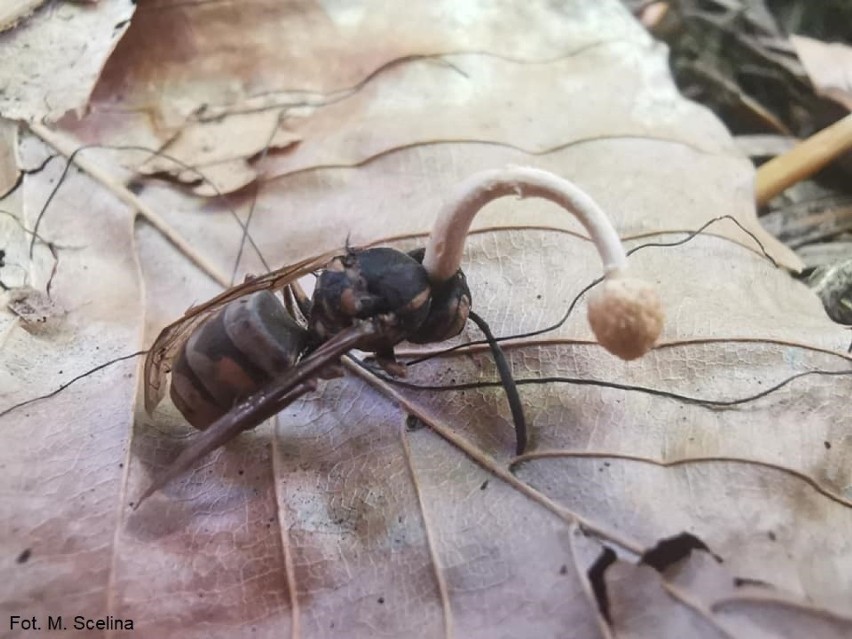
[316,361,345,380]
[375,347,407,377]
[282,284,310,325]
[468,311,528,455]
[135,319,379,508]
[289,278,313,319]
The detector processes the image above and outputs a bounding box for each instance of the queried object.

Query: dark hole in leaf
[405,414,424,431]
[734,576,773,589]
[126,179,145,195]
[640,532,721,573]
[587,546,617,625]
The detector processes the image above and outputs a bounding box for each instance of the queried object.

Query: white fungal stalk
[423,166,664,360]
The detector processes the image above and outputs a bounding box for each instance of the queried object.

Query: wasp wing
[136,319,378,507]
[143,251,336,413]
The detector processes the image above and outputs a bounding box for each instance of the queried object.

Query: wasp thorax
[310,247,432,352]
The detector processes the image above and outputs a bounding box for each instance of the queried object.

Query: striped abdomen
[169,291,308,430]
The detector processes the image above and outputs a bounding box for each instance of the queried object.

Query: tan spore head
[587,273,664,360]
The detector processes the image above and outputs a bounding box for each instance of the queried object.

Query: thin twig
[756,113,852,205]
[27,123,230,287]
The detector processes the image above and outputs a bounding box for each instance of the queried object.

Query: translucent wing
[136,319,378,507]
[143,251,337,413]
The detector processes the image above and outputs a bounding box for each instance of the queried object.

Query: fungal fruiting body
[140,166,663,505]
[587,272,664,360]
[422,166,664,360]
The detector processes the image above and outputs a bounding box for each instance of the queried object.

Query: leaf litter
[0,0,136,122]
[1,1,852,638]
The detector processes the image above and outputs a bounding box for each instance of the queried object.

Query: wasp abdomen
[169,291,308,430]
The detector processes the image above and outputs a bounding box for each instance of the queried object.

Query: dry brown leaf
[90,0,641,126]
[258,49,737,180]
[792,35,852,111]
[0,0,46,33]
[137,111,301,196]
[59,0,646,196]
[600,548,852,638]
[1,1,851,638]
[713,595,852,639]
[62,0,800,267]
[515,455,852,604]
[0,118,18,197]
[1,137,143,633]
[605,559,728,638]
[0,0,135,122]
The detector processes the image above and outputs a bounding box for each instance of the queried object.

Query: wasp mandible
[137,167,664,506]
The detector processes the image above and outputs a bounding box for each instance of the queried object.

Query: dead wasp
[138,167,664,506]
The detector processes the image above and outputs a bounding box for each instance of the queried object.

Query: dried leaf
[0,118,18,197]
[0,139,143,629]
[59,0,645,194]
[792,35,852,111]
[90,0,641,126]
[600,548,852,637]
[713,595,852,638]
[259,49,738,180]
[0,0,135,122]
[0,0,46,33]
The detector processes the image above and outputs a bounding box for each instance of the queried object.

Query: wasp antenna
[468,310,528,455]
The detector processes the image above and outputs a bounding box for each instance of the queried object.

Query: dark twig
[364,362,852,410]
[469,310,528,454]
[0,350,148,419]
[25,142,270,273]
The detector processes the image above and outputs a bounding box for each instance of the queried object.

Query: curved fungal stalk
[423,166,664,360]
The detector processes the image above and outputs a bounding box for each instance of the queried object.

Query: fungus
[422,166,663,359]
